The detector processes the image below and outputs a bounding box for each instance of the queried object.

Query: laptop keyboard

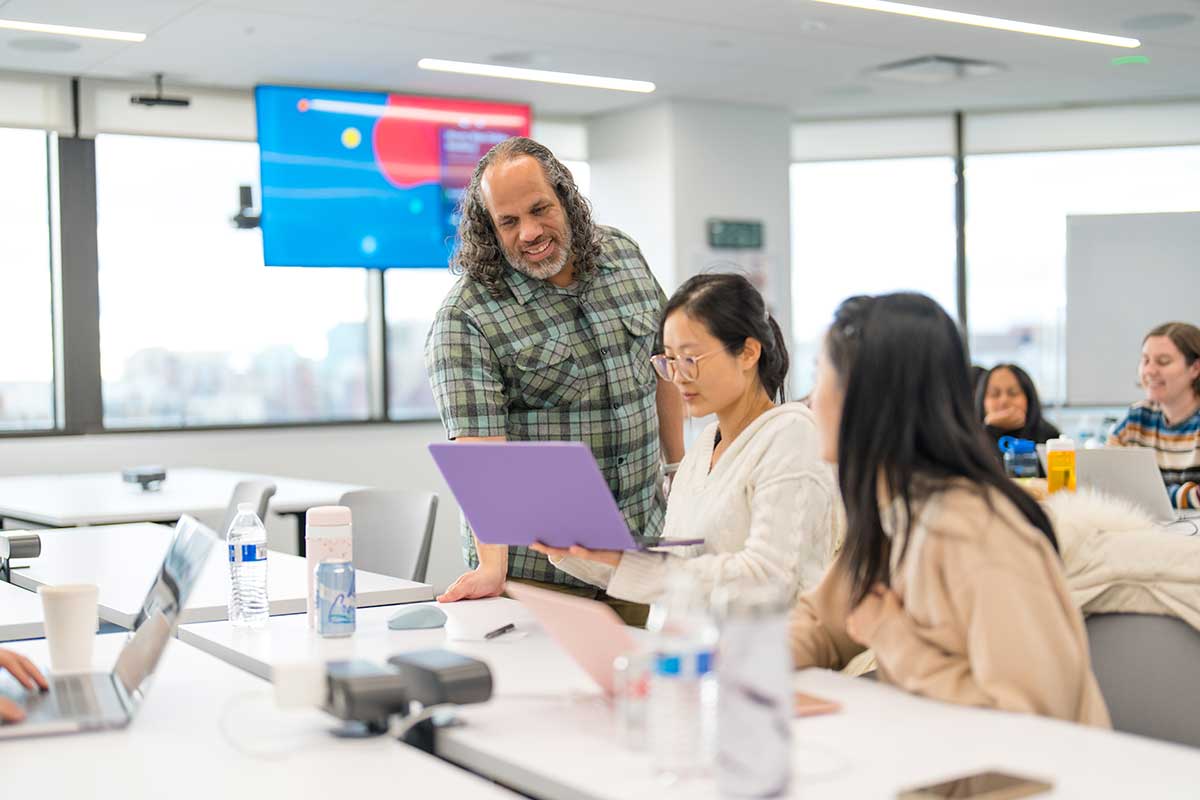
[22,674,105,720]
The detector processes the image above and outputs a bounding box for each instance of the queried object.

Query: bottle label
[229,543,266,563]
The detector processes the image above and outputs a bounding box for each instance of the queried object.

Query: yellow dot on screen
[341,127,362,149]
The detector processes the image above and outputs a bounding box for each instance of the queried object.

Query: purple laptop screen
[428,442,639,550]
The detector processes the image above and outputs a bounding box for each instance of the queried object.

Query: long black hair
[975,363,1048,437]
[825,293,1058,605]
[662,273,789,402]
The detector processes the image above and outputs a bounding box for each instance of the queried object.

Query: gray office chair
[1086,612,1200,749]
[339,489,438,583]
[219,480,277,539]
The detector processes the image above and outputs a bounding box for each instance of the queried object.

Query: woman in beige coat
[790,292,1109,727]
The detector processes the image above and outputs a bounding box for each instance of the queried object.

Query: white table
[180,600,1200,799]
[0,467,362,552]
[0,635,522,800]
[7,523,432,627]
[0,579,44,642]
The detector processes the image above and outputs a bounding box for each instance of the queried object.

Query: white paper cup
[39,584,99,673]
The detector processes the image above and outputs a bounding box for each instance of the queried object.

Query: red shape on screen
[372,94,530,189]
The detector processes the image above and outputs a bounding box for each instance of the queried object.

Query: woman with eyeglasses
[531,273,838,604]
[789,293,1109,725]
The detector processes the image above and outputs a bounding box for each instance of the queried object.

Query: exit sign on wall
[707,219,764,250]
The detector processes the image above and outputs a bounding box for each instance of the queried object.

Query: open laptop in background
[429,442,702,551]
[0,515,218,739]
[1038,445,1200,524]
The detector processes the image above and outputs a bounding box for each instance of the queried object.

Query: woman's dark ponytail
[760,313,789,402]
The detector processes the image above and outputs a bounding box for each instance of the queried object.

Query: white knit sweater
[552,403,840,604]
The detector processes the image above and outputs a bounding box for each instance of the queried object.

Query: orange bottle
[1046,437,1077,494]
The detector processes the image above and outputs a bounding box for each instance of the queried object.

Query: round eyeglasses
[650,348,726,381]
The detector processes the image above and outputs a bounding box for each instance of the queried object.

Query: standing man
[425,137,684,625]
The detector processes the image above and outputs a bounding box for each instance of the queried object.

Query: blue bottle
[998,436,1040,479]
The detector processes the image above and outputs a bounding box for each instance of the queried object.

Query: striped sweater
[1109,400,1200,509]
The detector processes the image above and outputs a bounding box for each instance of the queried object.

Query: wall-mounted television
[255,85,531,268]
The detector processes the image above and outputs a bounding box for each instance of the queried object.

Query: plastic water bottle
[645,573,718,781]
[227,503,269,627]
[999,436,1040,478]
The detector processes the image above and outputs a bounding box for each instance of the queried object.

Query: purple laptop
[428,442,697,551]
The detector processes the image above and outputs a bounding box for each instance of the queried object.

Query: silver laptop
[1036,446,1200,524]
[0,515,217,739]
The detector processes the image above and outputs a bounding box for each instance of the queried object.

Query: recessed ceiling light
[804,0,1141,48]
[417,58,655,93]
[0,17,145,42]
[8,36,81,52]
[1121,13,1194,31]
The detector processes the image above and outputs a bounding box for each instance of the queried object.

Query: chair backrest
[1086,612,1200,749]
[219,480,277,539]
[339,488,438,583]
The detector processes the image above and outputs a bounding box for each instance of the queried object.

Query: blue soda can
[315,559,356,638]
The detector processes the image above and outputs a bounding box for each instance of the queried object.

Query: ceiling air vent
[870,55,1004,84]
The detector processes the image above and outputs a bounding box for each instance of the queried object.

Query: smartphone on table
[897,770,1052,800]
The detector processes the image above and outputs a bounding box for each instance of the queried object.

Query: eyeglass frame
[650,347,728,382]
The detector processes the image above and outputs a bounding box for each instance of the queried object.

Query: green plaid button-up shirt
[425,226,668,591]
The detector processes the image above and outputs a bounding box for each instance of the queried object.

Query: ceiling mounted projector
[131,73,190,107]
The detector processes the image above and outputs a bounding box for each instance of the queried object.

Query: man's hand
[0,649,48,722]
[530,542,623,568]
[437,566,507,603]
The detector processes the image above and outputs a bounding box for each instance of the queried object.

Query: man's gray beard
[507,230,572,281]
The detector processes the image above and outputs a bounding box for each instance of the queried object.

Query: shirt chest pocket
[621,310,659,387]
[511,337,584,409]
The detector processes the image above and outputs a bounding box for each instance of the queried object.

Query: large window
[966,146,1200,403]
[96,135,370,428]
[0,128,55,431]
[789,158,958,395]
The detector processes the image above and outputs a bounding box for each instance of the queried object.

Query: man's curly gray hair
[451,137,601,299]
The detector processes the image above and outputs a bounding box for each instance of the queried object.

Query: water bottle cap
[306,505,352,527]
[1047,437,1076,451]
[998,436,1036,455]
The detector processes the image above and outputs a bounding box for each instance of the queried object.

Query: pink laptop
[506,581,638,696]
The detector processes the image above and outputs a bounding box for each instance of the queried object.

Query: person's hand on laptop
[437,566,507,603]
[530,542,622,568]
[0,649,48,722]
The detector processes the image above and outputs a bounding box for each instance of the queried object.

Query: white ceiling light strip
[418,58,655,93]
[806,0,1141,48]
[0,17,146,42]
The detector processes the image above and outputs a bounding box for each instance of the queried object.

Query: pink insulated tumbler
[305,506,353,628]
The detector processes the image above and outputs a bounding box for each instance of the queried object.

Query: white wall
[588,100,793,339]
[587,103,676,289]
[0,423,470,594]
[671,100,793,338]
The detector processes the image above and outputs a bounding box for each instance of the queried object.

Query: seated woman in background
[789,292,1109,726]
[531,273,839,605]
[976,363,1061,469]
[1109,322,1200,510]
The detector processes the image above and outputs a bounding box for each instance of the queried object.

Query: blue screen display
[255,85,530,269]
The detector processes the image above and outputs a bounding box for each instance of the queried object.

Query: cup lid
[306,505,351,526]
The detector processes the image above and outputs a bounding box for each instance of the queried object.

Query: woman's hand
[984,407,1026,431]
[846,583,903,647]
[530,542,623,568]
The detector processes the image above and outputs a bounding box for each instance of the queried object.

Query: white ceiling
[0,0,1197,119]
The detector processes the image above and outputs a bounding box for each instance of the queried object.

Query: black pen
[484,623,516,640]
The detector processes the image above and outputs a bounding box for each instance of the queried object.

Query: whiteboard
[1066,212,1200,405]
